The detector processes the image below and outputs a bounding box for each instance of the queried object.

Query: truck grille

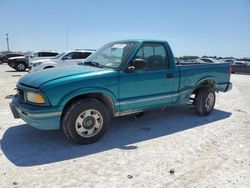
[17,89,25,103]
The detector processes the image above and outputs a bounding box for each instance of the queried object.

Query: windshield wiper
[82,61,101,67]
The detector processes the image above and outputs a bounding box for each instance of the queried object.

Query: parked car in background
[196,57,218,64]
[231,60,250,73]
[30,49,95,72]
[7,51,59,71]
[218,58,235,64]
[0,52,23,64]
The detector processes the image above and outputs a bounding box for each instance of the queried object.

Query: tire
[194,87,216,116]
[16,62,27,71]
[62,99,111,144]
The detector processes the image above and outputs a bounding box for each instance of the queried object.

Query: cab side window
[134,43,168,69]
[41,52,58,57]
[38,52,45,57]
[33,52,39,57]
[71,52,79,59]
[63,52,78,60]
[64,52,90,59]
[79,52,92,59]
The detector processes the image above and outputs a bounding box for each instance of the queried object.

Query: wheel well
[193,80,215,94]
[60,93,115,128]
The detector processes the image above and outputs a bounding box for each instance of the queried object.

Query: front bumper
[10,95,61,130]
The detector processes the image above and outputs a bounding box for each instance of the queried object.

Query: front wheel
[62,99,111,144]
[16,62,27,71]
[194,87,216,116]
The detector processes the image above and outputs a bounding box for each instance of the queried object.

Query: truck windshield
[84,41,137,68]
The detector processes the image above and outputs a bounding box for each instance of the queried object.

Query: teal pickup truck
[10,40,232,144]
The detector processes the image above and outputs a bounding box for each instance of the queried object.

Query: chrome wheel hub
[75,109,103,137]
[205,93,215,111]
[18,64,25,70]
[83,116,95,129]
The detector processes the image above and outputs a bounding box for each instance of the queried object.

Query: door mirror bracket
[127,59,146,72]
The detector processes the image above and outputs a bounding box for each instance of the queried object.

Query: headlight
[26,92,45,104]
[33,62,42,67]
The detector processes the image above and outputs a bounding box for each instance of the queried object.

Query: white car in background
[8,51,59,71]
[219,58,235,64]
[30,49,95,72]
[196,57,218,64]
[28,51,59,62]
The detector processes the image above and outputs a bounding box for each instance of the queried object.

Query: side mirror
[127,59,146,72]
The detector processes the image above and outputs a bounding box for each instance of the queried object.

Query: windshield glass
[84,41,137,68]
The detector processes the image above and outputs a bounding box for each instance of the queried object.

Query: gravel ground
[0,64,249,188]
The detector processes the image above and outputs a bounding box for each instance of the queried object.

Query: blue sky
[0,0,249,57]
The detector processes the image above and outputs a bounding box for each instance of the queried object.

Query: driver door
[118,43,174,112]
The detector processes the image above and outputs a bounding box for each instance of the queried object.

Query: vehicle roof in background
[66,49,96,53]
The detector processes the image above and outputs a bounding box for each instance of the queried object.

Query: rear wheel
[194,87,215,116]
[62,99,111,144]
[16,62,27,71]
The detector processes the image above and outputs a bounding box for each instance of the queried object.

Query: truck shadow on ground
[1,105,231,167]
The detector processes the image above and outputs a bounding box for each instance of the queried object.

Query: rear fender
[194,77,216,90]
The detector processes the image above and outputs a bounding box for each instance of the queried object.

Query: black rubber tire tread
[62,98,110,145]
[194,87,216,116]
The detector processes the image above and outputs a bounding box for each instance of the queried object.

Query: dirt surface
[0,64,249,188]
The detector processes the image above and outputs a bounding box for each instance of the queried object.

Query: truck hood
[18,65,103,88]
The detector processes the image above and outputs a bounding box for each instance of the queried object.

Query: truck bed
[172,62,231,104]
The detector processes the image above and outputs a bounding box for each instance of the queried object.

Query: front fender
[57,87,118,110]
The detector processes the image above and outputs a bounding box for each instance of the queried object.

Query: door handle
[167,73,174,78]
